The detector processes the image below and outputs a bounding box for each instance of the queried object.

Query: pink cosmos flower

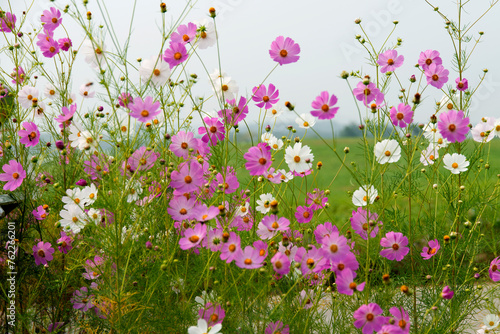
[128,96,161,123]
[261,215,290,233]
[252,84,279,110]
[390,103,413,128]
[295,246,328,275]
[82,256,104,280]
[18,122,40,147]
[204,228,224,251]
[33,205,48,220]
[380,232,409,261]
[212,170,239,194]
[421,239,440,260]
[41,7,62,31]
[191,204,219,223]
[295,205,314,224]
[377,325,405,334]
[389,306,410,334]
[163,42,188,69]
[0,12,16,33]
[456,77,468,91]
[489,257,500,282]
[441,286,454,299]
[167,195,196,221]
[269,36,300,66]
[71,287,94,311]
[313,222,339,244]
[336,268,365,295]
[418,49,442,71]
[126,146,159,172]
[218,96,249,126]
[350,207,381,240]
[437,109,470,143]
[471,119,495,143]
[306,189,328,210]
[37,30,60,58]
[0,160,26,191]
[244,142,272,176]
[58,38,72,51]
[377,49,404,73]
[33,241,55,266]
[310,91,339,120]
[199,302,225,327]
[331,251,359,275]
[118,92,133,108]
[179,223,207,250]
[220,232,241,263]
[265,321,290,334]
[271,252,291,275]
[198,117,225,146]
[55,103,77,129]
[11,66,25,85]
[235,245,264,269]
[321,232,349,262]
[353,303,388,334]
[170,160,204,193]
[170,131,198,159]
[353,81,381,105]
[57,231,73,254]
[425,63,449,89]
[170,22,197,44]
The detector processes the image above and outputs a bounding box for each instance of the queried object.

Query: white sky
[3,0,500,131]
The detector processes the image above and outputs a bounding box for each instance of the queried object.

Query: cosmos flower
[380,232,409,261]
[252,84,279,110]
[418,49,442,71]
[310,91,339,120]
[377,49,404,73]
[437,109,469,143]
[390,103,413,128]
[421,239,440,260]
[374,139,401,164]
[443,153,469,174]
[128,96,161,123]
[269,36,300,66]
[33,241,55,266]
[18,122,40,147]
[0,160,26,191]
[425,64,449,89]
[353,303,388,334]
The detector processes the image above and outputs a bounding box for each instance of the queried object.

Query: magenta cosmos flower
[489,257,500,282]
[41,7,62,31]
[321,232,350,262]
[163,42,188,69]
[171,22,197,44]
[170,131,198,159]
[390,103,413,128]
[0,160,26,191]
[295,205,314,224]
[58,37,72,51]
[350,207,381,240]
[55,103,77,129]
[218,96,249,126]
[179,223,207,250]
[243,142,272,176]
[220,232,241,263]
[170,160,204,193]
[310,91,339,120]
[33,205,48,220]
[18,122,40,147]
[336,269,365,295]
[71,287,94,311]
[377,49,404,73]
[418,49,442,71]
[271,252,291,275]
[128,96,161,123]
[0,12,16,33]
[389,306,410,334]
[167,195,196,221]
[199,302,225,327]
[353,303,388,334]
[269,36,300,66]
[380,232,409,261]
[425,63,449,89]
[421,239,440,260]
[441,286,454,299]
[252,84,279,109]
[265,321,290,334]
[37,31,60,58]
[33,241,55,266]
[198,117,225,146]
[57,231,73,254]
[437,109,470,143]
[353,81,381,105]
[455,77,468,91]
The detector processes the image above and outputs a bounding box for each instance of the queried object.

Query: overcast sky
[3,0,500,130]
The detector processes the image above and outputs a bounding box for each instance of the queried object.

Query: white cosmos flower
[261,133,276,144]
[493,118,500,138]
[374,139,401,164]
[83,208,102,225]
[62,188,85,208]
[420,145,439,166]
[443,153,469,174]
[267,105,284,120]
[126,180,143,203]
[18,86,39,108]
[81,40,107,69]
[423,123,450,148]
[295,113,316,129]
[256,193,275,214]
[235,202,249,217]
[59,204,86,234]
[269,137,284,151]
[196,19,216,49]
[483,314,500,330]
[274,169,293,183]
[79,83,95,98]
[81,184,98,206]
[471,118,495,143]
[212,74,238,101]
[139,56,171,86]
[188,319,222,334]
[352,185,378,207]
[285,142,313,173]
[45,83,59,99]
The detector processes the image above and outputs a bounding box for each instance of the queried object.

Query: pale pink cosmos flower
[425,63,449,89]
[331,251,359,275]
[252,84,279,109]
[336,268,365,295]
[321,232,350,262]
[170,131,198,159]
[380,232,409,261]
[179,223,207,250]
[350,207,381,240]
[353,303,388,334]
[167,195,196,221]
[310,91,339,120]
[471,118,495,143]
[170,22,197,44]
[295,246,328,276]
[198,302,225,327]
[377,49,404,73]
[390,103,413,128]
[235,245,265,269]
[0,160,26,191]
[220,232,241,263]
[265,321,290,334]
[418,49,442,71]
[128,96,161,123]
[269,36,300,66]
[271,252,290,275]
[18,122,40,147]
